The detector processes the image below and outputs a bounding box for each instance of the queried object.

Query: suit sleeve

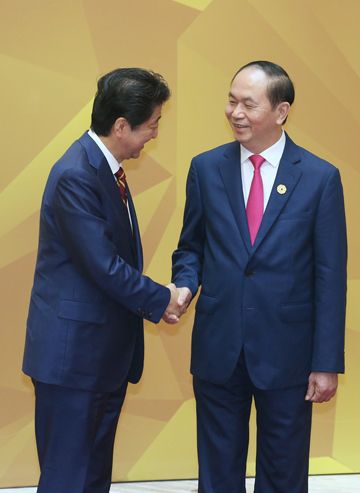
[52,169,170,323]
[172,159,205,296]
[312,167,347,372]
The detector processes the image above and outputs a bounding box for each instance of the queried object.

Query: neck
[98,135,123,163]
[245,129,283,154]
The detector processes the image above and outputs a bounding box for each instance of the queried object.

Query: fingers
[162,285,192,324]
[177,287,192,308]
[305,380,315,402]
[305,372,338,403]
[162,311,179,324]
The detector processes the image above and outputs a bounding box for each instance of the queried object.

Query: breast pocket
[278,211,313,221]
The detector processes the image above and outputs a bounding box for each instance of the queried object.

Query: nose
[232,103,245,119]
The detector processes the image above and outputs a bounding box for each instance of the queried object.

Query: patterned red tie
[246,154,265,245]
[115,168,128,206]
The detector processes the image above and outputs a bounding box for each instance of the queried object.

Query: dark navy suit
[23,132,170,492]
[172,135,347,492]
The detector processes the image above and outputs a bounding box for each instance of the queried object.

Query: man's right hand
[162,284,191,324]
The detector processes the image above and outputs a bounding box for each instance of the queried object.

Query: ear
[113,117,130,137]
[276,102,290,125]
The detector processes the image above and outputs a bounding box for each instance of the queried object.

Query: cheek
[144,131,153,142]
[248,114,266,128]
[225,105,233,118]
[134,132,148,146]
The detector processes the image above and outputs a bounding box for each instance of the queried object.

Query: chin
[234,135,247,144]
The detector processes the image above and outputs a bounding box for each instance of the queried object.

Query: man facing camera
[172,61,347,492]
[23,68,183,493]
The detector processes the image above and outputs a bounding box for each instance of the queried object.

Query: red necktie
[246,154,265,245]
[115,168,128,206]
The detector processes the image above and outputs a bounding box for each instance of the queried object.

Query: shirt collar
[87,129,122,174]
[240,130,286,168]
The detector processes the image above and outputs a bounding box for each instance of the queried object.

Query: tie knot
[249,154,265,170]
[115,168,126,181]
[114,167,128,206]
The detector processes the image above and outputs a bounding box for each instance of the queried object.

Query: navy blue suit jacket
[23,132,170,392]
[172,135,347,389]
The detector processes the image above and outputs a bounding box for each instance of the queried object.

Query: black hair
[91,68,170,136]
[232,60,295,108]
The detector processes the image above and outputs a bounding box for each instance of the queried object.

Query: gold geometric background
[0,0,359,487]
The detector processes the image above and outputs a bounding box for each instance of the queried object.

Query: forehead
[230,67,269,98]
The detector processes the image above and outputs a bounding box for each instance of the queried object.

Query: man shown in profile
[23,68,183,493]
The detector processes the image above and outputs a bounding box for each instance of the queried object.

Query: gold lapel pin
[277,184,287,195]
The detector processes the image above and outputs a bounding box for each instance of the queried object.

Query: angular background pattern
[0,0,359,486]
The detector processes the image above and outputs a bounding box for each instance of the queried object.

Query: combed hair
[91,68,170,136]
[232,60,295,108]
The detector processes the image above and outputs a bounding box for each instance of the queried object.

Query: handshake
[163,283,192,324]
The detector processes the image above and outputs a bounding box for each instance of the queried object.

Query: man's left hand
[305,372,338,403]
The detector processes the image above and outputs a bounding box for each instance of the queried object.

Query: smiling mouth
[233,123,248,129]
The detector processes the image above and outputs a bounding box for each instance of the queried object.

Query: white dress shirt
[240,131,286,211]
[87,129,132,228]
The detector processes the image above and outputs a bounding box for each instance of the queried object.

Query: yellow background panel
[0,0,359,486]
[172,0,213,11]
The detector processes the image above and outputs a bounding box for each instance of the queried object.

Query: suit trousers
[193,352,312,493]
[33,379,128,493]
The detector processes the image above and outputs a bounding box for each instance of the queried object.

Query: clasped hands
[163,283,192,324]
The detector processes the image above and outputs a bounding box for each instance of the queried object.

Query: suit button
[245,270,254,277]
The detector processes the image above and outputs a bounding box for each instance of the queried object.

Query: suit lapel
[219,142,252,254]
[127,187,144,272]
[218,136,303,256]
[98,161,134,239]
[79,132,138,262]
[252,135,302,252]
